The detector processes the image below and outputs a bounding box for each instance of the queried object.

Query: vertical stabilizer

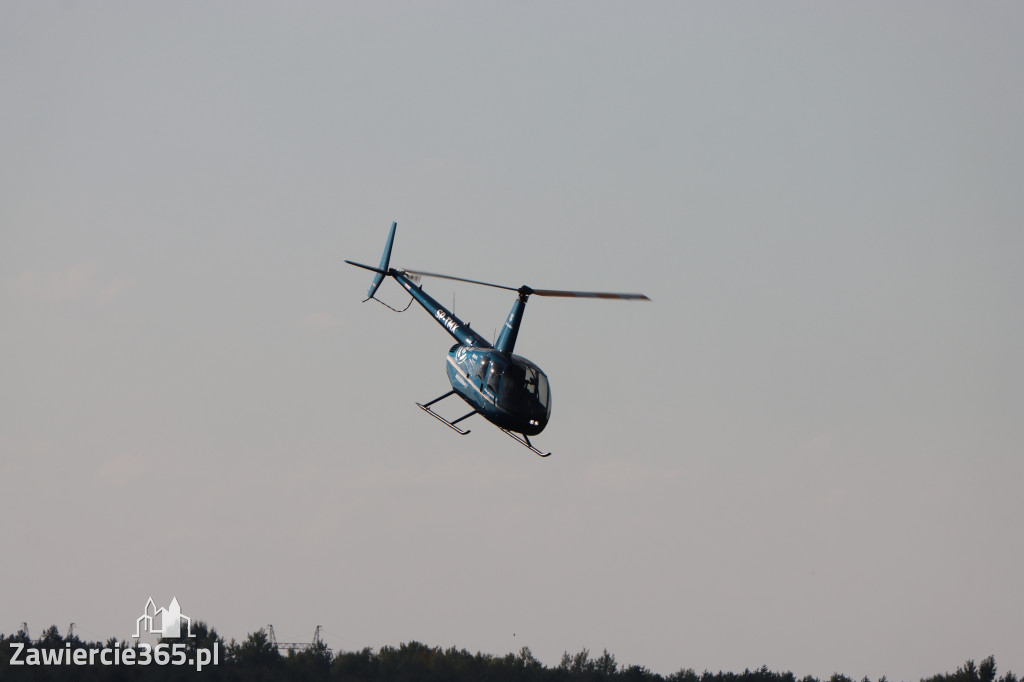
[364,221,396,300]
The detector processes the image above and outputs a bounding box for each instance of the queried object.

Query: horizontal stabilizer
[344,260,387,275]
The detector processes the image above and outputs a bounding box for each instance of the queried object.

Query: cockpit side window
[537,372,550,409]
[487,363,502,395]
[522,366,539,397]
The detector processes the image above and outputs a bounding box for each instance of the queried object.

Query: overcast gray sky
[2,2,1022,680]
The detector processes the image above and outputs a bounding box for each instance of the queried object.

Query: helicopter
[345,222,649,457]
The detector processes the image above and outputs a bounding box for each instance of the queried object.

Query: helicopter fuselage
[446,345,551,436]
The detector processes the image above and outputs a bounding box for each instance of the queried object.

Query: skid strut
[500,428,552,457]
[416,391,475,435]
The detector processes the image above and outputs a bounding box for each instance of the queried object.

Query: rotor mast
[494,286,532,354]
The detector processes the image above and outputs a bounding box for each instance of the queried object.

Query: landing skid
[416,390,475,435]
[417,391,550,457]
[500,428,552,457]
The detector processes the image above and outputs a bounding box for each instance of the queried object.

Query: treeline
[1,623,1018,682]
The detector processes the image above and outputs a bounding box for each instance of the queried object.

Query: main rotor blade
[401,269,520,292]
[403,268,650,301]
[531,289,651,301]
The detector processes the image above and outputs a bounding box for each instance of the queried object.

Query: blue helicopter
[345,222,649,457]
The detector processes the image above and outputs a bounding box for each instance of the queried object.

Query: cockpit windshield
[499,361,550,415]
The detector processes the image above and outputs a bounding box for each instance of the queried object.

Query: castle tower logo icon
[134,597,194,638]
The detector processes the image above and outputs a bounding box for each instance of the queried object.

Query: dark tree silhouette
[1,623,1019,682]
